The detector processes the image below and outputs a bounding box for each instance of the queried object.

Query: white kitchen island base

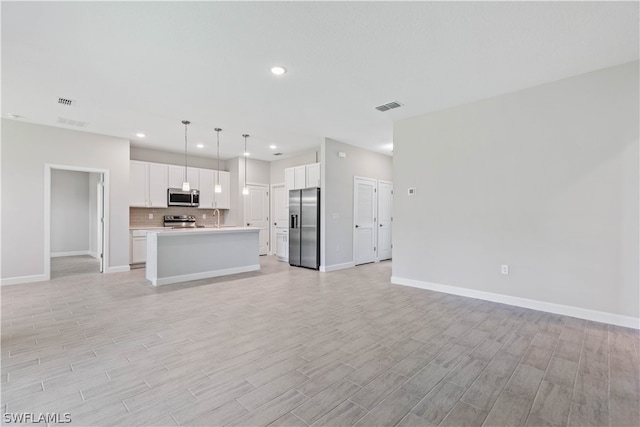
[145,227,260,286]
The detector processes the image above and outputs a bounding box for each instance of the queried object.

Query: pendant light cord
[182,120,190,182]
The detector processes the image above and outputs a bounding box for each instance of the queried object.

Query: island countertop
[145,227,260,286]
[145,226,259,236]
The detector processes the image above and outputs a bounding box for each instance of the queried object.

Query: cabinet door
[148,163,168,207]
[285,168,295,193]
[294,166,306,189]
[306,163,321,188]
[215,171,231,209]
[276,233,289,261]
[187,167,200,190]
[131,237,146,263]
[198,169,215,209]
[130,161,148,207]
[168,165,185,189]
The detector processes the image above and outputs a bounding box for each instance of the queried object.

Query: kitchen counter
[145,227,260,286]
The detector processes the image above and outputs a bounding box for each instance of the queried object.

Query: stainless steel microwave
[167,188,200,207]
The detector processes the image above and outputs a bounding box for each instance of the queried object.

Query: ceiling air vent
[375,101,403,112]
[273,153,283,156]
[58,97,76,106]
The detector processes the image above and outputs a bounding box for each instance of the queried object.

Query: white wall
[130,146,228,171]
[1,120,130,283]
[393,62,639,325]
[51,170,90,255]
[321,138,393,269]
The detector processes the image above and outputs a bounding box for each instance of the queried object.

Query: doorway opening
[45,164,109,280]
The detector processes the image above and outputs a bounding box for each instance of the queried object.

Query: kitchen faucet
[212,209,221,229]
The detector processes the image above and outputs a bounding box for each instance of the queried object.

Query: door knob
[355,225,359,228]
[380,224,383,227]
[247,223,250,226]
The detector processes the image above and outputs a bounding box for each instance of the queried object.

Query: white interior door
[377,180,393,261]
[354,177,377,265]
[245,184,269,255]
[270,184,287,255]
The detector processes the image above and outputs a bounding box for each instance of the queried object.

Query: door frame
[376,179,393,262]
[45,164,109,280]
[353,176,377,266]
[270,183,286,255]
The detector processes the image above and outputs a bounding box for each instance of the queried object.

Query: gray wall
[130,146,228,171]
[51,170,90,255]
[270,149,319,184]
[1,120,130,282]
[321,138,393,269]
[393,61,639,320]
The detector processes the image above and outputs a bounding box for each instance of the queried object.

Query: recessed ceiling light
[8,113,22,119]
[135,132,146,138]
[270,66,287,75]
[269,145,277,149]
[196,143,204,148]
[243,152,250,156]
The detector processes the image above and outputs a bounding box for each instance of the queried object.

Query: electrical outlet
[148,213,153,220]
[336,244,340,252]
[202,214,206,219]
[408,188,416,196]
[501,265,509,275]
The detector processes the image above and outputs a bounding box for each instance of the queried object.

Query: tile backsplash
[130,207,227,228]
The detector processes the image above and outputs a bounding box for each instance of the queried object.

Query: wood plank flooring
[2,256,639,426]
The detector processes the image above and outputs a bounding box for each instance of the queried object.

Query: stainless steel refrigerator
[289,187,320,270]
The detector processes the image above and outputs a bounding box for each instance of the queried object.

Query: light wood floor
[2,256,638,426]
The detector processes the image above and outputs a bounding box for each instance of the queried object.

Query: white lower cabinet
[130,230,147,264]
[276,228,289,262]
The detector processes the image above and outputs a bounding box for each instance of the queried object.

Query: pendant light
[181,120,191,191]
[214,128,222,193]
[242,134,250,196]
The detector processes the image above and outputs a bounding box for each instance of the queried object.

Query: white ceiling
[2,1,638,161]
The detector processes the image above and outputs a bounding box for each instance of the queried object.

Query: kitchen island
[145,227,260,286]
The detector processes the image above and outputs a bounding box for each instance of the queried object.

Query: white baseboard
[320,262,355,272]
[105,265,131,274]
[88,251,98,259]
[150,264,260,286]
[391,276,640,330]
[0,274,48,286]
[51,250,90,258]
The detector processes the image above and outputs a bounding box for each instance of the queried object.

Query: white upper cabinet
[148,163,168,207]
[294,166,306,190]
[198,168,215,209]
[168,165,199,190]
[199,169,230,209]
[284,163,322,192]
[130,161,148,207]
[214,171,231,209]
[306,163,321,188]
[130,161,168,208]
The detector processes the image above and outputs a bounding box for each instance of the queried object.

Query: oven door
[168,189,193,206]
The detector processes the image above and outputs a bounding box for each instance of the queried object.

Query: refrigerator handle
[291,214,298,229]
